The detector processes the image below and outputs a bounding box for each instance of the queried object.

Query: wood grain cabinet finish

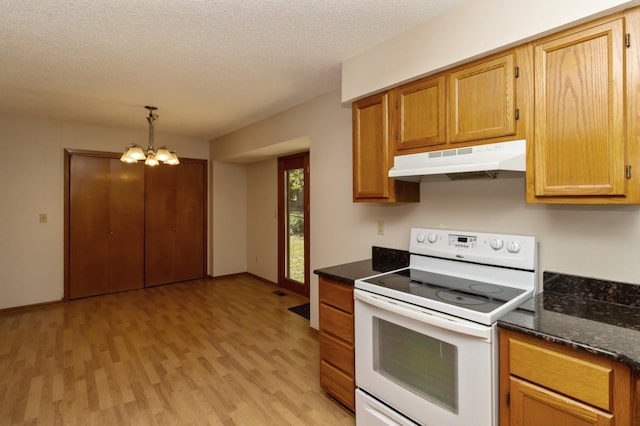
[448,52,518,144]
[499,329,635,426]
[528,10,640,203]
[352,92,420,203]
[393,75,447,151]
[390,46,531,157]
[318,276,355,411]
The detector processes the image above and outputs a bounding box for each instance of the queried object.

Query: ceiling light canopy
[120,106,179,166]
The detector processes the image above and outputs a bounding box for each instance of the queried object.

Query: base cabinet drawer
[320,360,355,411]
[319,277,354,313]
[509,337,613,411]
[319,302,354,343]
[320,331,354,376]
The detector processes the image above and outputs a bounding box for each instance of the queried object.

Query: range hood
[389,139,526,182]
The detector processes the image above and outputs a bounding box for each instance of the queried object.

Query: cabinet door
[353,93,419,203]
[145,160,206,286]
[394,75,447,151]
[69,156,145,298]
[449,53,517,143]
[533,18,626,197]
[353,93,391,200]
[510,377,612,426]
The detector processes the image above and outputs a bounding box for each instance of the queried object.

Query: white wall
[0,113,209,310]
[342,0,639,101]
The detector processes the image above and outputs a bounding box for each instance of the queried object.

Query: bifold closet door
[144,160,206,287]
[69,155,145,298]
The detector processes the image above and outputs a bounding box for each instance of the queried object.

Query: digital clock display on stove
[449,234,477,248]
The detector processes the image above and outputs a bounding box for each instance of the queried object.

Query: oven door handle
[355,290,492,341]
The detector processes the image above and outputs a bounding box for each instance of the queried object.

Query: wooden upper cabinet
[353,92,419,203]
[393,75,447,151]
[530,13,639,203]
[389,46,531,156]
[449,53,518,143]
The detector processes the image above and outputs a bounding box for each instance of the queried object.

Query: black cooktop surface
[362,268,527,313]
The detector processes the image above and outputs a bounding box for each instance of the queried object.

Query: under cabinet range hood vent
[388,139,526,182]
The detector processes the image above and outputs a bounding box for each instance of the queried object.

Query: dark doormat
[288,303,310,319]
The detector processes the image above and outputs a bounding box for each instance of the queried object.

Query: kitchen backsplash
[544,271,640,307]
[372,246,409,272]
[543,271,640,331]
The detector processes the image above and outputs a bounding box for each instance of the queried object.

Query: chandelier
[120,106,179,166]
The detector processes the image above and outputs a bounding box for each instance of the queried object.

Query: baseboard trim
[0,299,63,315]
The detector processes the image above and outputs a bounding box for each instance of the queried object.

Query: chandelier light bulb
[120,106,179,166]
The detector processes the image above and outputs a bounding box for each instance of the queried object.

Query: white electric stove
[354,227,537,426]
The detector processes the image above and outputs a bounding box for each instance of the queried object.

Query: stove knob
[427,233,438,243]
[507,241,521,253]
[416,233,426,243]
[490,238,504,250]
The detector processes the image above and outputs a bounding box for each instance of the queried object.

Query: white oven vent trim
[389,139,526,182]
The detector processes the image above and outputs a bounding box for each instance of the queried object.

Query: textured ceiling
[0,0,463,140]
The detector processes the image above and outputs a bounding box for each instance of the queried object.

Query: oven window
[372,318,458,413]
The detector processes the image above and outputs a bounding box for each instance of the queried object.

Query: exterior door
[278,152,310,297]
[68,153,145,298]
[145,159,207,287]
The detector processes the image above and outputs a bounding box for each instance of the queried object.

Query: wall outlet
[377,220,384,235]
[39,213,47,223]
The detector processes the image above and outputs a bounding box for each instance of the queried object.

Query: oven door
[354,289,497,426]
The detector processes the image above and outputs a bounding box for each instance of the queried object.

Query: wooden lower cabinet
[499,329,635,425]
[318,276,355,411]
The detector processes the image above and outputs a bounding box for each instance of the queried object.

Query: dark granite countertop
[498,271,640,371]
[313,246,409,285]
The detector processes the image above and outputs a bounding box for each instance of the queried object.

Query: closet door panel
[174,162,205,281]
[69,156,144,298]
[145,161,205,287]
[145,166,178,286]
[108,160,145,291]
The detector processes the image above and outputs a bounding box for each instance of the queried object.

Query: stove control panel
[411,228,536,270]
[448,234,477,249]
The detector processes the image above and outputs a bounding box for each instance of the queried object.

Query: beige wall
[342,0,639,101]
[211,88,640,331]
[246,159,278,282]
[211,161,248,276]
[0,113,209,310]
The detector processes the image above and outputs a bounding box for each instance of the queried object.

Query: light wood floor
[0,275,355,425]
